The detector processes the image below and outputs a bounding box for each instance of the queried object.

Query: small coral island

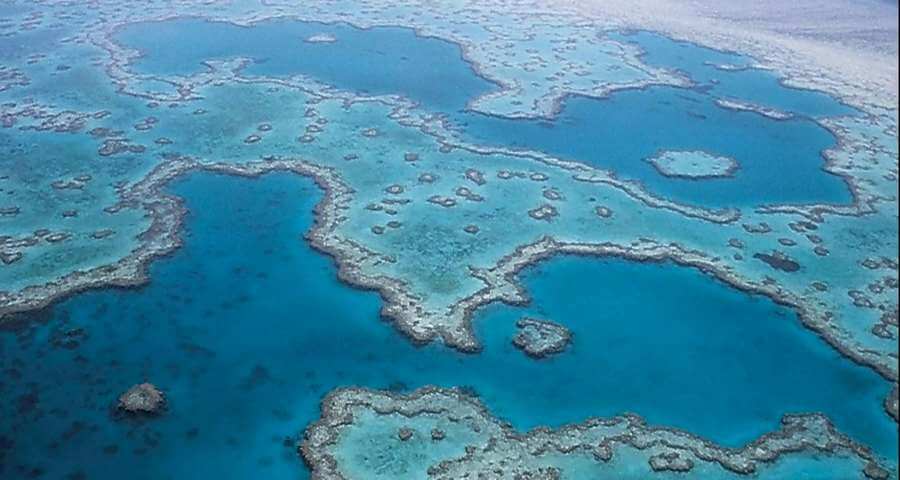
[117,383,166,415]
[305,33,337,43]
[646,150,739,179]
[511,317,571,358]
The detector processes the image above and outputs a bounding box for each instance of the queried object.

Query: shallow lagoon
[0,172,893,479]
[117,18,854,208]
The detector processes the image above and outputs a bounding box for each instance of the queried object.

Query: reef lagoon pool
[3,1,898,478]
[115,18,855,209]
[1,172,893,479]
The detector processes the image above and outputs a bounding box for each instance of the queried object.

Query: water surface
[117,18,494,113]
[116,18,855,208]
[1,172,892,480]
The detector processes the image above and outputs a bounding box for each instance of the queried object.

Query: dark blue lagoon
[115,18,855,208]
[457,89,852,207]
[115,18,496,113]
[0,172,893,479]
[458,31,857,207]
[612,31,858,119]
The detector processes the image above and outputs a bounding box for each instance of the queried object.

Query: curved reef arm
[301,387,895,480]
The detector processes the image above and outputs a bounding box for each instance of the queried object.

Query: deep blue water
[613,31,857,119]
[1,172,893,479]
[116,18,495,113]
[460,31,857,207]
[458,89,851,207]
[116,19,854,208]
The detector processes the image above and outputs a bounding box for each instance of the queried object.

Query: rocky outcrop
[511,317,571,359]
[117,383,166,415]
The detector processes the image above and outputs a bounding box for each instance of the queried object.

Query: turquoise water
[116,19,854,208]
[1,172,893,479]
[0,24,69,60]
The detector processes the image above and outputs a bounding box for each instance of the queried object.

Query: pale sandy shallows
[557,0,899,110]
